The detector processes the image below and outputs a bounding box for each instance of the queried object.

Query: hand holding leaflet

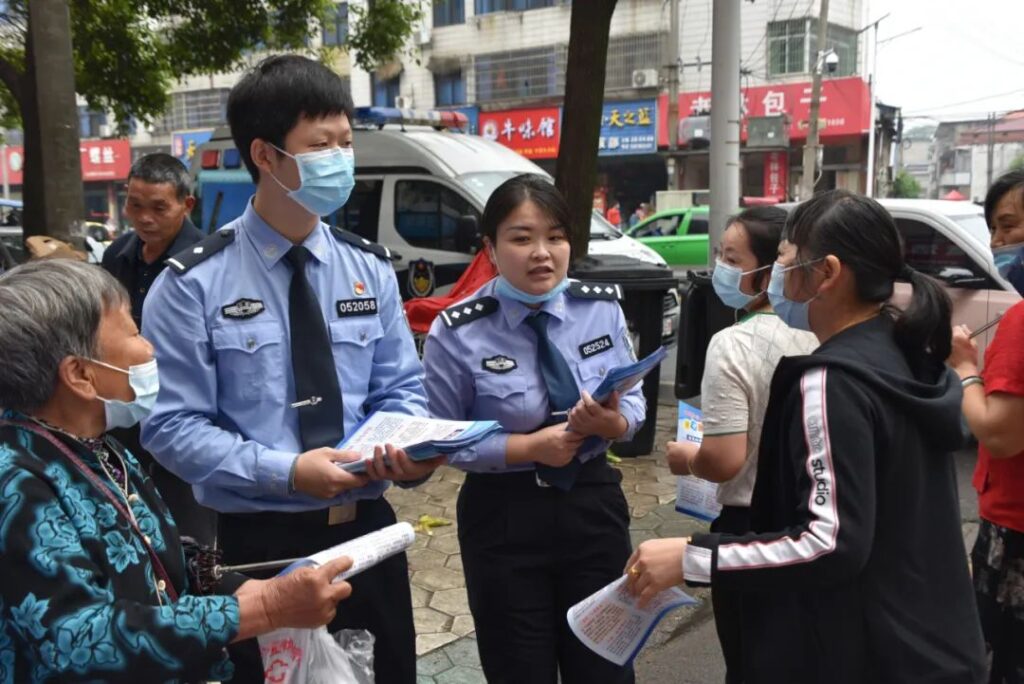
[591,346,668,404]
[278,522,416,581]
[567,576,697,665]
[335,411,503,474]
[674,402,722,522]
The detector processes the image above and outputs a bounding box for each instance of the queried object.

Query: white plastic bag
[258,627,375,684]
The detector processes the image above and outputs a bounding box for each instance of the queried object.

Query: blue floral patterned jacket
[0,418,240,683]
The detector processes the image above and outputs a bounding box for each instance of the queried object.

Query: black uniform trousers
[109,425,217,546]
[709,505,752,684]
[458,456,635,684]
[219,496,416,684]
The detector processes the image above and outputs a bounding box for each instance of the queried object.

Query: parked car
[625,206,710,269]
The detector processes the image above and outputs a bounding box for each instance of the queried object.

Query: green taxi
[625,206,710,268]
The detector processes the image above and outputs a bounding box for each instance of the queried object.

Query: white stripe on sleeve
[683,544,713,583]
[717,367,840,571]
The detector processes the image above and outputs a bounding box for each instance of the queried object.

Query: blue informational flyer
[591,346,668,403]
[335,411,503,474]
[674,402,722,522]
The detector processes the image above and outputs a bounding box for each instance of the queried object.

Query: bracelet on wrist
[961,375,984,390]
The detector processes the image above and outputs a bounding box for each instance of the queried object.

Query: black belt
[464,454,620,489]
[221,499,369,527]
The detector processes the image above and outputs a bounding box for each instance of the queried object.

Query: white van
[192,108,680,345]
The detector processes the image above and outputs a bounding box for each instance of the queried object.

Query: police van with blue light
[190,106,680,348]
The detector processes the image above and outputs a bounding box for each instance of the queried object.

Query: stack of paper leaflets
[591,346,668,403]
[336,411,503,473]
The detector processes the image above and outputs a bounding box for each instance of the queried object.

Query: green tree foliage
[890,170,922,199]
[1010,154,1024,173]
[0,0,422,132]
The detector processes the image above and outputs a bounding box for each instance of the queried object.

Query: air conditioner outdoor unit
[394,96,413,110]
[98,124,113,138]
[417,26,431,46]
[632,68,658,88]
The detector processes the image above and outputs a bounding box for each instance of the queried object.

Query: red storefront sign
[657,76,870,146]
[763,151,789,199]
[2,139,132,185]
[479,107,561,159]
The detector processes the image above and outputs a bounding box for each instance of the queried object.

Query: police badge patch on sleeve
[482,355,517,374]
[221,298,265,320]
[579,335,614,359]
[336,298,379,317]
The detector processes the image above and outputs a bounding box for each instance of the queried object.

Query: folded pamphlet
[336,411,503,473]
[568,576,698,665]
[591,346,668,404]
[278,522,416,581]
[674,402,722,522]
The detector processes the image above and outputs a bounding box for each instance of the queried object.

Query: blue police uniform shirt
[140,201,428,513]
[422,278,646,473]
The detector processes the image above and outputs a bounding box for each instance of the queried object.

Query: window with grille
[475,0,564,13]
[808,20,858,78]
[372,75,401,107]
[152,89,231,134]
[434,0,464,26]
[767,19,807,76]
[434,72,466,106]
[475,45,566,102]
[604,32,665,91]
[322,3,349,46]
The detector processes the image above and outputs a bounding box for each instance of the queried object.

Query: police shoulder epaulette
[330,226,393,261]
[440,296,499,329]
[566,281,623,301]
[166,229,235,275]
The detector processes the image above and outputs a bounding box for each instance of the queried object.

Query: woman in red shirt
[949,170,1024,684]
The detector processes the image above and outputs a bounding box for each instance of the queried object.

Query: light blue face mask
[712,260,771,310]
[270,145,355,217]
[766,259,823,331]
[495,275,570,305]
[89,358,160,430]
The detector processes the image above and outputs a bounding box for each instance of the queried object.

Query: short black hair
[984,169,1024,228]
[227,54,354,182]
[480,174,571,244]
[128,153,192,200]
[727,206,787,289]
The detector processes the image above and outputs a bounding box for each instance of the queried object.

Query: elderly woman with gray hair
[0,259,353,683]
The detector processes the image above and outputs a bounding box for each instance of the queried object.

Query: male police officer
[102,153,215,544]
[141,55,441,683]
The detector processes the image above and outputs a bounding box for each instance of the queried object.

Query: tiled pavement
[384,401,713,682]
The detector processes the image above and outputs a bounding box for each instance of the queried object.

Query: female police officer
[423,174,645,684]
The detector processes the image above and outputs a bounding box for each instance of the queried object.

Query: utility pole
[861,13,890,198]
[666,0,681,190]
[799,0,830,200]
[25,0,84,244]
[708,0,740,256]
[986,112,996,189]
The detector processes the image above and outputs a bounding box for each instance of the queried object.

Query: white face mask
[89,358,159,430]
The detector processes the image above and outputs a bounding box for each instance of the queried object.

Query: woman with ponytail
[626,190,986,683]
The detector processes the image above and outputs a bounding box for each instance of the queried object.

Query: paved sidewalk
[384,401,713,682]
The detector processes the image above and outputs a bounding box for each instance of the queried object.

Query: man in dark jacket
[102,152,215,544]
[103,153,203,328]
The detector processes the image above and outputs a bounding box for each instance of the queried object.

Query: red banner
[658,76,871,146]
[763,151,789,199]
[479,107,561,159]
[2,139,132,185]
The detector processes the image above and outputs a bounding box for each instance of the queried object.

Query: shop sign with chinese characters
[599,100,657,156]
[2,139,132,184]
[479,107,561,159]
[763,151,788,199]
[657,76,870,146]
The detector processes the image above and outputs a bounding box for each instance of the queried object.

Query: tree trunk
[25,0,84,244]
[555,0,617,260]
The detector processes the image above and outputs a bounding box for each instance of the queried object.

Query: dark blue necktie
[286,246,344,450]
[524,312,581,490]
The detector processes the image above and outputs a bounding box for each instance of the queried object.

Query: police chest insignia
[336,298,379,317]
[482,355,517,374]
[579,335,614,359]
[221,298,265,320]
[566,281,623,301]
[440,296,499,329]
